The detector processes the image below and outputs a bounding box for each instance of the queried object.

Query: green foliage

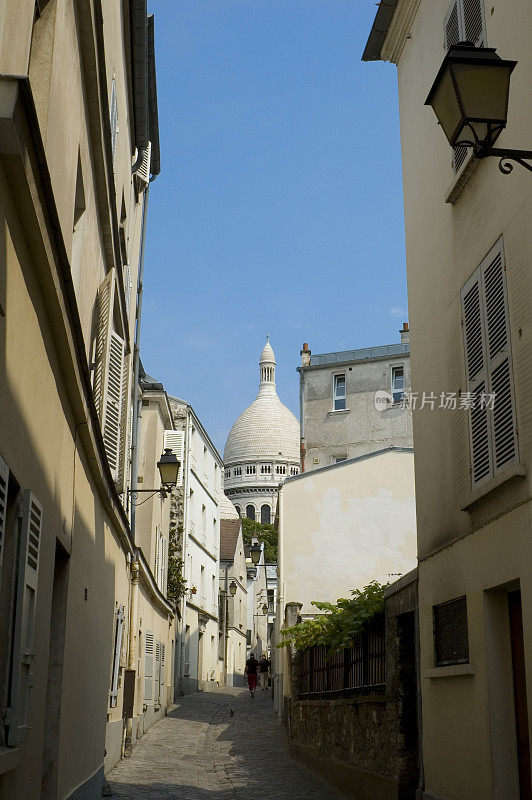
[241,517,278,562]
[277,580,387,653]
[167,523,187,605]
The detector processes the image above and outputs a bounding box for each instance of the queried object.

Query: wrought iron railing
[297,628,385,700]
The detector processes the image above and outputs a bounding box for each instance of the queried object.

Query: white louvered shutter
[136,141,151,188]
[461,0,486,47]
[0,454,8,582]
[155,641,161,702]
[481,240,517,474]
[144,632,154,701]
[444,0,460,48]
[444,0,485,49]
[123,264,132,318]
[163,430,184,487]
[93,270,115,420]
[117,351,131,492]
[162,537,168,596]
[110,606,125,708]
[462,271,491,485]
[159,643,165,704]
[8,491,43,745]
[103,331,125,481]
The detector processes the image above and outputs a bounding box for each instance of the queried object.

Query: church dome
[219,493,240,520]
[224,339,299,464]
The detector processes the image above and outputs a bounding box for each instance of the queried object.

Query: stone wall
[286,570,419,800]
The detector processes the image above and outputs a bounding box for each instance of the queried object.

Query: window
[234,466,242,477]
[461,238,517,488]
[261,465,271,474]
[444,1,486,174]
[333,374,346,411]
[444,0,485,51]
[267,589,275,613]
[234,505,241,516]
[246,465,256,475]
[110,606,125,707]
[225,469,230,479]
[433,597,469,666]
[92,272,127,485]
[391,366,405,404]
[246,505,255,520]
[261,505,271,525]
[144,631,154,701]
[276,465,286,475]
[289,466,299,476]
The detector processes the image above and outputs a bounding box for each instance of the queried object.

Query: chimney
[400,322,409,344]
[300,342,311,367]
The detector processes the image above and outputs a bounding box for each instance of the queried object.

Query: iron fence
[297,628,386,699]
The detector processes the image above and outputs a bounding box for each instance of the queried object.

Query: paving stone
[107,687,344,799]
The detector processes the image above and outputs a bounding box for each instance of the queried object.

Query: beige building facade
[365,1,532,798]
[0,3,173,799]
[219,517,248,686]
[274,448,417,715]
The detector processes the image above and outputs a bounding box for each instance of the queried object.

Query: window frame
[433,596,469,667]
[391,364,405,405]
[333,373,347,411]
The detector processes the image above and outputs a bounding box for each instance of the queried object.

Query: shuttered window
[461,238,517,488]
[144,632,154,701]
[163,430,184,487]
[0,454,8,583]
[93,272,127,483]
[110,606,125,708]
[444,0,486,49]
[123,264,132,318]
[8,491,43,745]
[155,641,161,704]
[445,0,486,173]
[159,643,165,704]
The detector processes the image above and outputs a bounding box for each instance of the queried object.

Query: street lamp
[249,542,262,565]
[229,580,237,596]
[128,448,181,502]
[425,42,532,174]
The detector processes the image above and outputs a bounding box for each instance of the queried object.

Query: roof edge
[282,446,414,485]
[362,0,399,62]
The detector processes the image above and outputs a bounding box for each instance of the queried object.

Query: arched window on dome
[261,505,271,525]
[246,505,256,520]
[234,505,241,517]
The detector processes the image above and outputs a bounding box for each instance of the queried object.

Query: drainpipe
[125,558,140,752]
[299,343,310,472]
[223,564,229,685]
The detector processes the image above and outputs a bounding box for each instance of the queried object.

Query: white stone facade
[224,340,300,522]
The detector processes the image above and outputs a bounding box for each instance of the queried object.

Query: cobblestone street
[107,687,344,799]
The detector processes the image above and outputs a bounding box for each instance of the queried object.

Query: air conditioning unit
[134,142,151,191]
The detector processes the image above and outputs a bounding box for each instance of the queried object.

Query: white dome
[224,339,299,464]
[220,493,240,520]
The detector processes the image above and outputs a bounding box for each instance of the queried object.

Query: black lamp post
[249,542,262,565]
[128,448,181,502]
[425,42,532,174]
[229,580,237,597]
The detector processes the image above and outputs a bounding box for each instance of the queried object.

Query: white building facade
[169,398,223,694]
[224,339,300,522]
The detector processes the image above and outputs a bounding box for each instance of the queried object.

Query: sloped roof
[220,519,241,561]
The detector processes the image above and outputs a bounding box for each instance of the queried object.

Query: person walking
[244,653,259,698]
[259,654,270,690]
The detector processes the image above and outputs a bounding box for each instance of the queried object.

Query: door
[508,590,532,800]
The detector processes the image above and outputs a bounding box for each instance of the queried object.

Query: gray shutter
[0,453,8,581]
[481,240,517,473]
[103,331,125,480]
[110,606,125,708]
[462,0,486,46]
[8,491,43,744]
[159,643,165,704]
[155,641,161,702]
[444,0,460,49]
[144,632,154,701]
[93,270,115,420]
[461,270,492,485]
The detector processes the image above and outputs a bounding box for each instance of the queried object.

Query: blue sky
[142,1,405,453]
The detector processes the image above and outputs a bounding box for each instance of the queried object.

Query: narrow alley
[107,688,344,799]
